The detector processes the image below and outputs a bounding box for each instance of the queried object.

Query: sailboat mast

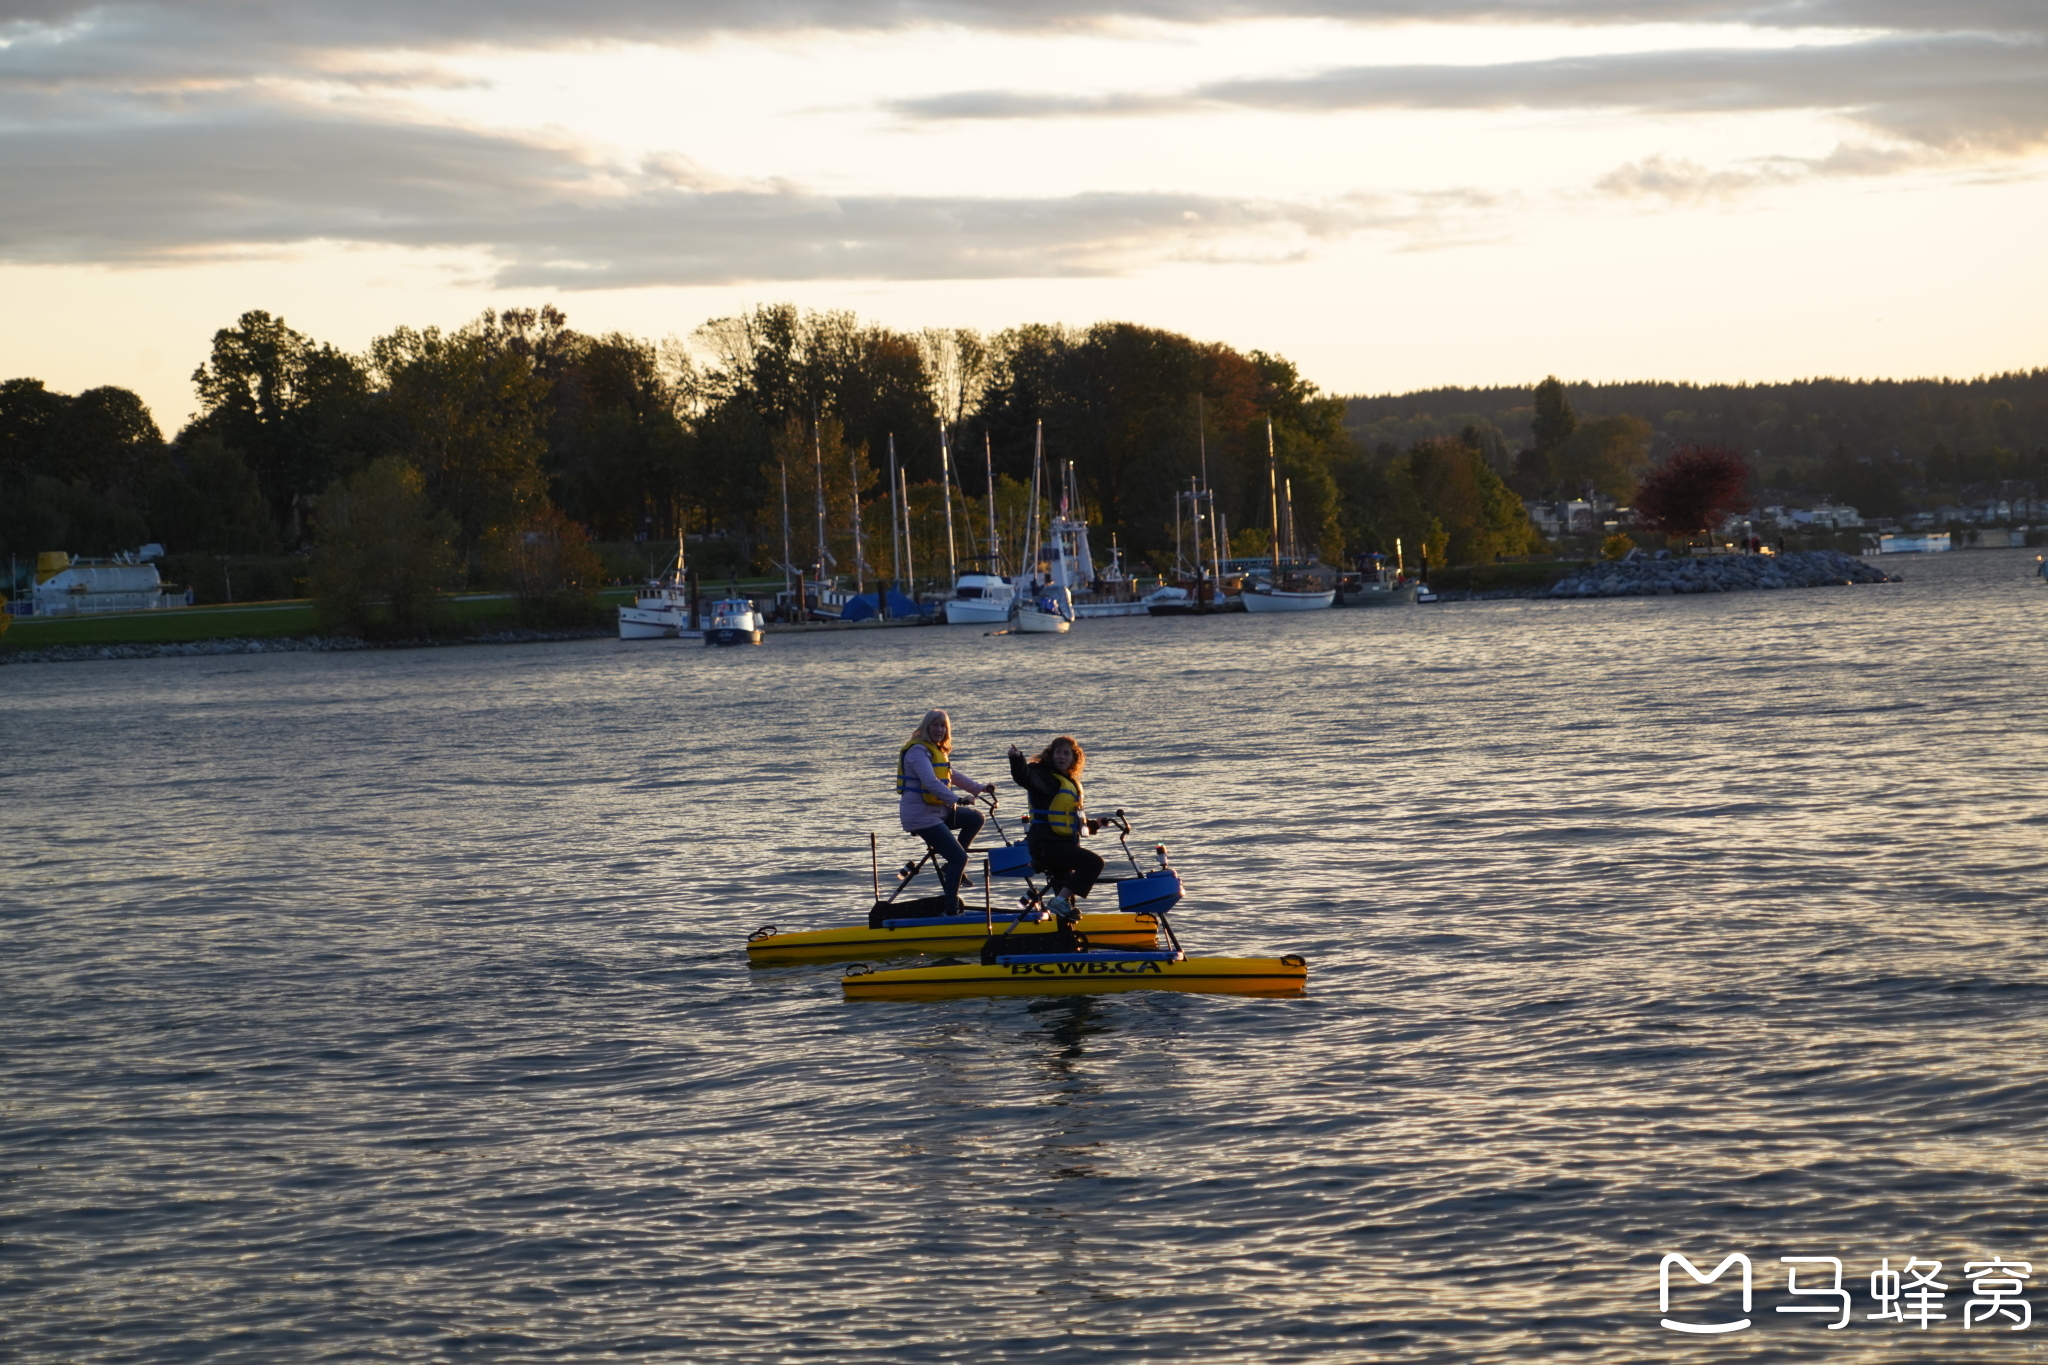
[1265,419,1281,575]
[984,434,1001,578]
[1195,396,1207,583]
[811,416,830,580]
[1026,422,1044,586]
[940,425,957,586]
[778,455,793,600]
[848,445,867,594]
[887,434,903,586]
[899,461,915,593]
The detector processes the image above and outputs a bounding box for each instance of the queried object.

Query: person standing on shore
[898,709,990,911]
[1008,736,1104,919]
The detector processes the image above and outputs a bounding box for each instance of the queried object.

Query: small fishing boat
[618,536,705,640]
[704,597,764,646]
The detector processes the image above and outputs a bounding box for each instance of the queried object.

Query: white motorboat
[943,569,1014,625]
[619,536,705,640]
[705,597,765,646]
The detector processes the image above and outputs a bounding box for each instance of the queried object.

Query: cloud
[0,96,1475,284]
[5,1,2047,50]
[1191,36,2048,152]
[5,0,2043,283]
[894,32,2048,178]
[1593,141,1942,202]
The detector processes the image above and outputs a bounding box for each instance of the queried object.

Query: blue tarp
[884,589,922,619]
[839,593,879,622]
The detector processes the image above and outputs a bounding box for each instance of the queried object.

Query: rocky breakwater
[1545,549,1898,599]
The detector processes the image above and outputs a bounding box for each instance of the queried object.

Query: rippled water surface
[6,549,2048,1363]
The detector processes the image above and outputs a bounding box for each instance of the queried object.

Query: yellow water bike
[744,791,1162,966]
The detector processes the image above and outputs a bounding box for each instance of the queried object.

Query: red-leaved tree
[1633,443,1751,540]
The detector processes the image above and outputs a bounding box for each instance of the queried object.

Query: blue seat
[1117,870,1182,914]
[987,843,1035,877]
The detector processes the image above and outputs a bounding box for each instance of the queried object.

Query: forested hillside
[1345,375,2048,518]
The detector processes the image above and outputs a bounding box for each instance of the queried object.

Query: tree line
[2,305,1544,603]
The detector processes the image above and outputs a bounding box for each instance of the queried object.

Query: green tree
[0,379,164,559]
[310,456,459,636]
[144,434,279,555]
[1531,376,1578,459]
[186,310,372,540]
[1552,415,1652,500]
[368,319,551,561]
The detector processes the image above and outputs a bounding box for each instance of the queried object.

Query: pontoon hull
[844,953,1308,999]
[748,912,1160,964]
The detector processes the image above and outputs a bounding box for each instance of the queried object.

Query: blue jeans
[915,806,984,908]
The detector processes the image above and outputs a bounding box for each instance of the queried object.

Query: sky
[4,0,2046,433]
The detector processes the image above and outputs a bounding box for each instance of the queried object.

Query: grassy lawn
[3,588,641,652]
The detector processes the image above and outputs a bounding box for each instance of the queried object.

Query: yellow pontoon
[748,911,1160,965]
[842,952,1308,1000]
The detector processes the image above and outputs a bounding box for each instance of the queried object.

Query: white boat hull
[618,605,705,639]
[1241,588,1335,612]
[944,598,1013,625]
[1013,606,1071,634]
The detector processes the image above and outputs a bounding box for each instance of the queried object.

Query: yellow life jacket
[1029,771,1083,838]
[897,738,952,807]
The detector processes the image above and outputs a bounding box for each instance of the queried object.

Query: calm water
[5,549,2046,1363]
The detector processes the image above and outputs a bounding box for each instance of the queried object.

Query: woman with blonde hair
[1007,734,1104,919]
[897,708,992,911]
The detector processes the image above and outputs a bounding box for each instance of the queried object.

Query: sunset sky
[5,0,2045,431]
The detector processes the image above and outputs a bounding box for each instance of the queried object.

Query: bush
[1601,533,1635,560]
[486,506,605,627]
[310,456,459,637]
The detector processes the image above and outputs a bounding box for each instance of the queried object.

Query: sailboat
[1010,426,1147,620]
[1008,424,1073,634]
[1240,421,1335,612]
[944,433,1017,625]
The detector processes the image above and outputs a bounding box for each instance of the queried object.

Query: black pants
[1029,836,1104,899]
[914,806,984,907]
